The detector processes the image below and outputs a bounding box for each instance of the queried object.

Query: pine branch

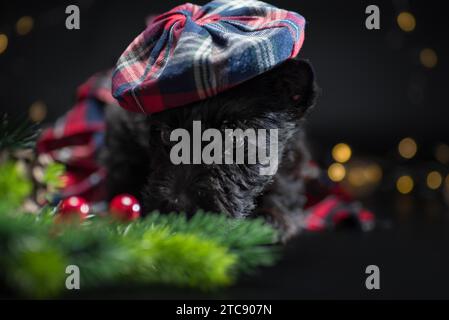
[0,114,40,152]
[131,211,280,272]
[0,208,280,298]
[0,161,33,210]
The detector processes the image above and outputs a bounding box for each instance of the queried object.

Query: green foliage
[43,162,66,189]
[0,209,279,298]
[0,114,280,298]
[9,239,67,298]
[0,114,40,152]
[130,228,236,289]
[132,212,279,273]
[0,161,32,210]
[0,212,65,297]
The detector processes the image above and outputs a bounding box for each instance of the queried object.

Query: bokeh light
[397,12,416,32]
[328,163,346,182]
[346,164,382,187]
[419,48,438,69]
[332,143,352,163]
[396,175,414,194]
[364,164,383,184]
[427,171,442,190]
[347,167,365,187]
[435,144,449,164]
[29,101,47,122]
[398,137,417,159]
[0,34,8,55]
[16,16,34,36]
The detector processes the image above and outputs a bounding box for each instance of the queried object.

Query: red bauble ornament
[109,194,141,222]
[56,196,90,223]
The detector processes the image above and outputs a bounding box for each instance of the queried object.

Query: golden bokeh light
[397,12,416,32]
[427,171,442,190]
[398,137,417,159]
[364,164,383,184]
[29,101,47,122]
[435,144,449,164]
[16,16,34,36]
[0,34,8,55]
[332,143,352,163]
[347,167,365,187]
[419,48,438,69]
[328,163,346,182]
[396,175,414,194]
[346,163,383,190]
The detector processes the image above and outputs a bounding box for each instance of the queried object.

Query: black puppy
[103,59,318,241]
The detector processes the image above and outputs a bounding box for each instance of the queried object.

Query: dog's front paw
[256,208,303,243]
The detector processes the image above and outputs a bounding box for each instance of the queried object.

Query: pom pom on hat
[112,0,306,114]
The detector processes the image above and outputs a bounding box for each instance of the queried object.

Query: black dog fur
[102,59,319,241]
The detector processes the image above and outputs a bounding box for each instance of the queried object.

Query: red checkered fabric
[37,70,116,203]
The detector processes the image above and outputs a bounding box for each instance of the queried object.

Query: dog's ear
[261,59,319,113]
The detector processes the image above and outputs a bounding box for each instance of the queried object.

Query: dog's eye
[221,120,235,129]
[160,129,171,145]
[292,94,301,102]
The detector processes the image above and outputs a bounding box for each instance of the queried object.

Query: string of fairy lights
[0,15,49,123]
[1,2,86,123]
[0,15,34,53]
[327,138,449,196]
[326,4,447,203]
[395,10,438,68]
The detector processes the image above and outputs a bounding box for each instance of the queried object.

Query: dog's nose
[173,192,188,207]
[164,193,198,216]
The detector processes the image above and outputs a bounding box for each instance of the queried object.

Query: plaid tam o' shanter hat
[112,0,306,114]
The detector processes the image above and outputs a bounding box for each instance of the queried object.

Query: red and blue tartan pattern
[112,0,306,114]
[37,71,116,203]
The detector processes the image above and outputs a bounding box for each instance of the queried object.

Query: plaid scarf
[112,0,306,114]
[37,71,116,203]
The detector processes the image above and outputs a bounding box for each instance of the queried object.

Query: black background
[1,0,448,299]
